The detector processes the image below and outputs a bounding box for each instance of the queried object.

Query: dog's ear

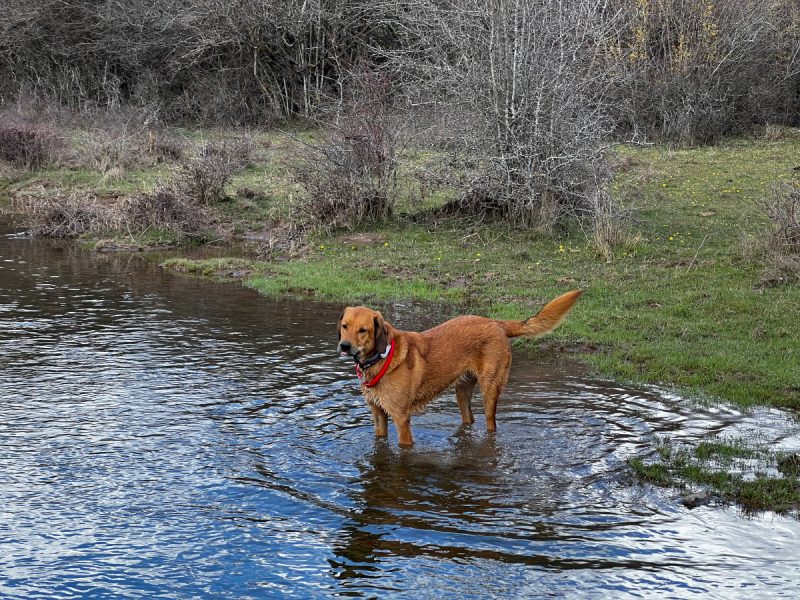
[373,313,388,351]
[337,311,344,341]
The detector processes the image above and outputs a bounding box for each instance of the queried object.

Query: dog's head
[337,306,389,363]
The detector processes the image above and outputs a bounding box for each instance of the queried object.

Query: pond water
[2,223,800,598]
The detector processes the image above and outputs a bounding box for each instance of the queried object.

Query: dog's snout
[338,340,352,354]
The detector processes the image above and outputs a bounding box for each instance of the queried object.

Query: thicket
[2,0,799,237]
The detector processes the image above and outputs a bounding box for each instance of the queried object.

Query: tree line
[2,0,797,139]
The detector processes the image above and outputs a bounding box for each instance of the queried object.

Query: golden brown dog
[337,290,582,447]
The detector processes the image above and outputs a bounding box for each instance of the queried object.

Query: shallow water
[1,225,799,598]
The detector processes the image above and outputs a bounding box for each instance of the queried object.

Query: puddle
[1,224,799,598]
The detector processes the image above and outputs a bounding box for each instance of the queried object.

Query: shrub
[290,70,401,231]
[0,119,62,169]
[608,0,800,144]
[385,0,619,232]
[120,184,216,240]
[178,137,254,205]
[10,189,113,237]
[146,129,185,162]
[753,183,800,284]
[10,183,216,242]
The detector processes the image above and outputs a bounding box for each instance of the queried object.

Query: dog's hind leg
[479,362,510,432]
[368,402,389,438]
[455,373,477,425]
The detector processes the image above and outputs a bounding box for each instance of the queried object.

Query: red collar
[355,339,395,388]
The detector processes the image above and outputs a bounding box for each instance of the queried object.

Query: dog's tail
[501,290,583,338]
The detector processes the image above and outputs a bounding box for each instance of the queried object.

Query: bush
[749,183,800,285]
[291,70,401,231]
[387,0,621,233]
[178,137,254,205]
[10,190,113,238]
[608,0,800,144]
[0,119,62,169]
[120,184,216,240]
[10,183,216,242]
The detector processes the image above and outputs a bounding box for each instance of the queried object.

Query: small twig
[685,234,711,274]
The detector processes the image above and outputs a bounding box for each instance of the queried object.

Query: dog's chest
[362,379,408,412]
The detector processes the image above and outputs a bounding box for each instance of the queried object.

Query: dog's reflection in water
[329,428,560,586]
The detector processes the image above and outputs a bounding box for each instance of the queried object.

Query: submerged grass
[629,436,800,517]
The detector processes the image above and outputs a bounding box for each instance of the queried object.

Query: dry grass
[10,184,217,242]
[120,184,217,240]
[0,119,63,169]
[75,125,187,172]
[10,189,114,238]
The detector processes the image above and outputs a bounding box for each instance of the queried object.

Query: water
[1,224,799,599]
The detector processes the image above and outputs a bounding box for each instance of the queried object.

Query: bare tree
[380,0,625,232]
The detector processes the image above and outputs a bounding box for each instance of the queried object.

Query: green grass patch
[628,459,673,487]
[736,477,800,514]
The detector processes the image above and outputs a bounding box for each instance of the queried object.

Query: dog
[337,290,582,447]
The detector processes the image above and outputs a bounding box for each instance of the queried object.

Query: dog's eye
[359,327,368,334]
[341,324,348,330]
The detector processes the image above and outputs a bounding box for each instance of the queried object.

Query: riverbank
[154,134,799,411]
[2,126,799,514]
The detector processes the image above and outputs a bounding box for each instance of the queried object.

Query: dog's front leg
[367,402,389,438]
[392,414,414,448]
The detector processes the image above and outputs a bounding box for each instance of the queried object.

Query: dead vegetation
[177,136,254,205]
[10,184,217,243]
[10,190,113,238]
[289,70,401,231]
[0,119,63,170]
[753,183,800,285]
[75,125,187,173]
[120,184,217,240]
